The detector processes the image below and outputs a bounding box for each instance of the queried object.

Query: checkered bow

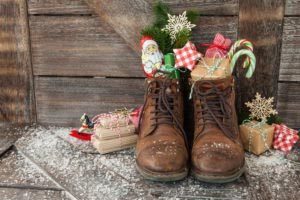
[204,33,231,58]
[273,124,299,152]
[173,41,202,71]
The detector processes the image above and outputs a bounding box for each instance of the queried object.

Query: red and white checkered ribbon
[173,41,202,71]
[203,33,231,58]
[273,124,299,152]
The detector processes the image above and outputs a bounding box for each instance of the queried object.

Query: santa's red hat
[140,36,157,49]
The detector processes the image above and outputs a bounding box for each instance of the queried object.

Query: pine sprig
[153,1,171,28]
[186,10,199,24]
[173,29,191,49]
[141,1,199,52]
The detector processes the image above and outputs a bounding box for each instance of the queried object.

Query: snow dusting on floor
[8,126,299,199]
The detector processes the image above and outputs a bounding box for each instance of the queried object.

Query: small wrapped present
[95,124,135,140]
[273,124,299,152]
[239,120,275,155]
[203,33,231,58]
[91,124,137,154]
[91,134,137,154]
[89,108,139,154]
[191,57,230,81]
[92,111,131,129]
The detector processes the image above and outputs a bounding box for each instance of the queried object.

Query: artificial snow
[6,126,298,199]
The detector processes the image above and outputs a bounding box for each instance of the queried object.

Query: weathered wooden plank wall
[27,0,238,127]
[1,0,298,127]
[277,0,300,128]
[237,0,285,110]
[0,0,35,126]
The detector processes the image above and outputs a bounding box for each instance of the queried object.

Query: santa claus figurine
[141,36,163,77]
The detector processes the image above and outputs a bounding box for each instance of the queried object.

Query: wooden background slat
[84,0,153,54]
[277,82,300,128]
[0,0,35,125]
[27,0,91,15]
[35,77,144,126]
[150,0,238,15]
[28,0,238,15]
[237,0,285,111]
[30,15,237,77]
[29,15,142,77]
[23,0,300,128]
[279,17,300,81]
[285,0,300,16]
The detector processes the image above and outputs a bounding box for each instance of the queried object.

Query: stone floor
[0,126,299,200]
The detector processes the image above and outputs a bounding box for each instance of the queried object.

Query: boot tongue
[193,76,236,139]
[146,78,178,93]
[195,76,233,91]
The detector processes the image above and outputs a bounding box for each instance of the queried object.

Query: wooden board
[0,188,69,200]
[277,82,300,128]
[193,16,238,45]
[0,0,35,124]
[0,149,61,190]
[148,0,238,15]
[30,15,237,77]
[84,0,153,53]
[279,17,300,81]
[28,0,238,15]
[14,127,300,200]
[237,0,285,111]
[27,0,91,15]
[285,0,300,16]
[35,77,144,126]
[29,15,142,77]
[15,128,250,200]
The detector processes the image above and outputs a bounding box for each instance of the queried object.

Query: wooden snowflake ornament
[245,93,278,121]
[162,11,196,43]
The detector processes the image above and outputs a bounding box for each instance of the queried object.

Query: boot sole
[136,162,188,182]
[191,163,246,184]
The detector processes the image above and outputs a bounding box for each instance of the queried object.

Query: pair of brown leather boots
[136,76,245,183]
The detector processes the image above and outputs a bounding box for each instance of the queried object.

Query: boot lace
[194,81,236,140]
[138,79,188,148]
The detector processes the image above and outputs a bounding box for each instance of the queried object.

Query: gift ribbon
[202,33,232,58]
[188,57,226,99]
[159,53,180,79]
[242,119,271,153]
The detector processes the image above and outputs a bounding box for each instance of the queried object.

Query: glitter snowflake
[245,93,278,121]
[162,11,196,43]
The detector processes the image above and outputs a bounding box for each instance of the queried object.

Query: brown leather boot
[190,77,245,183]
[136,78,189,181]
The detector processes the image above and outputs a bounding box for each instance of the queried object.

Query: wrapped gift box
[191,57,231,81]
[239,121,275,155]
[91,134,137,154]
[94,113,130,129]
[91,124,137,154]
[95,124,135,140]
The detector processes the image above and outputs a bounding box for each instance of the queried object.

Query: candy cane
[228,39,256,78]
[230,49,256,78]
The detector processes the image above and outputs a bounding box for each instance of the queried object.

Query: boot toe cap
[137,143,188,173]
[192,145,244,176]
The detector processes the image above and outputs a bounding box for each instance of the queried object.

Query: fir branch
[173,29,191,48]
[153,1,171,28]
[186,10,199,24]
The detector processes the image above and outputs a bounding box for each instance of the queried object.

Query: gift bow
[202,33,231,58]
[273,124,299,152]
